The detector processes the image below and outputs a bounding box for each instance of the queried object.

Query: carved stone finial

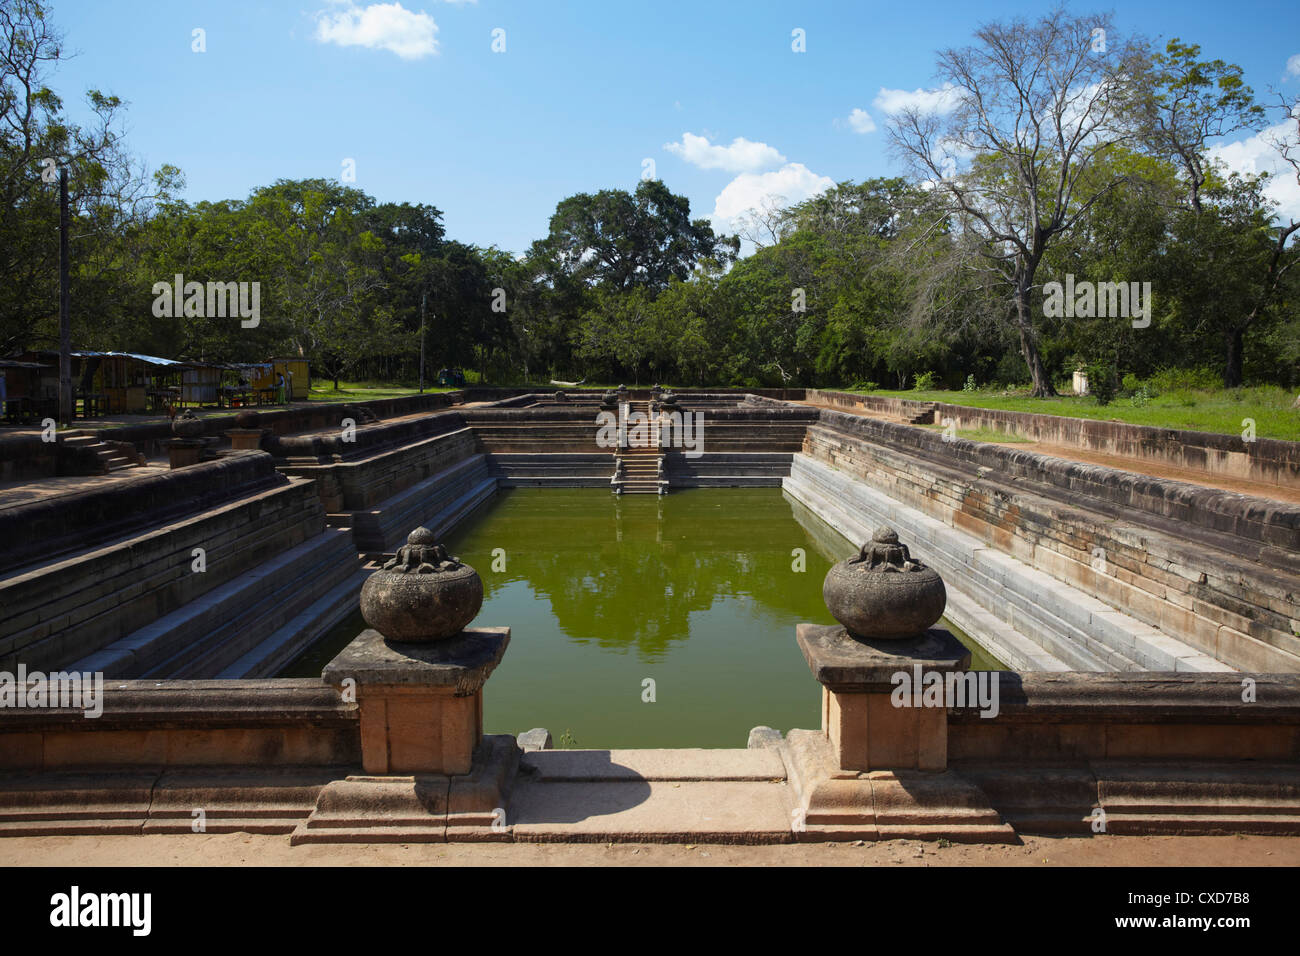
[847,526,928,573]
[172,408,203,438]
[823,527,946,640]
[361,526,483,642]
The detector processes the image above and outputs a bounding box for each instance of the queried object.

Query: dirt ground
[2,832,1298,867]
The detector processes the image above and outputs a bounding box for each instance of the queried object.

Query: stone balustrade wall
[2,671,1296,838]
[0,680,359,772]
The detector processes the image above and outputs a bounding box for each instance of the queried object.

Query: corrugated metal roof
[71,350,181,366]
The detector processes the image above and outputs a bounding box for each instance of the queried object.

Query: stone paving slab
[507,779,795,843]
[0,463,169,510]
[520,748,786,782]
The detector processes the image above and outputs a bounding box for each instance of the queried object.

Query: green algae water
[284,487,1003,748]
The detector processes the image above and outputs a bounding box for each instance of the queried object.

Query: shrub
[1148,366,1223,392]
[1086,359,1118,406]
[913,371,937,391]
[851,380,878,391]
[1121,372,1142,394]
[994,351,1031,386]
[962,374,977,392]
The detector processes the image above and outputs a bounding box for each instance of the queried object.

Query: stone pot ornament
[822,527,946,640]
[234,408,260,429]
[360,527,483,642]
[172,409,204,439]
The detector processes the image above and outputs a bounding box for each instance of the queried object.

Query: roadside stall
[179,362,222,408]
[223,363,270,407]
[250,358,309,403]
[0,359,54,424]
[91,352,181,414]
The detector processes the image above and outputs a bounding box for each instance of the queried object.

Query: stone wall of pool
[2,389,1296,682]
[3,388,1300,843]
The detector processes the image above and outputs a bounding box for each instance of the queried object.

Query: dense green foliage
[2,2,1297,394]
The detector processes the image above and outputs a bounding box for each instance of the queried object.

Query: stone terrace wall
[87,390,471,457]
[275,414,477,512]
[806,388,1300,488]
[0,450,287,575]
[271,410,468,468]
[274,417,490,552]
[0,434,114,481]
[804,410,1300,671]
[0,468,329,672]
[462,407,614,453]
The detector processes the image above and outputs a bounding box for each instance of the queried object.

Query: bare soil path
[1,832,1296,867]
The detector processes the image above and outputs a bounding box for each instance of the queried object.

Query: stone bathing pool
[283,487,1003,748]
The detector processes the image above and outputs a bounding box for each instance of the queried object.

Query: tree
[1128,39,1266,214]
[243,179,389,388]
[887,7,1140,396]
[0,0,174,352]
[532,178,738,293]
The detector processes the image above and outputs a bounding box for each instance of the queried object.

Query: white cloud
[712,162,835,228]
[664,132,786,173]
[841,108,876,134]
[1209,120,1300,223]
[314,2,439,59]
[1287,53,1300,78]
[872,82,963,115]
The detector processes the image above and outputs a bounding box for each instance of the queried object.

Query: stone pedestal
[322,626,509,775]
[224,428,264,451]
[293,625,517,844]
[785,623,1013,842]
[164,438,203,469]
[797,623,969,772]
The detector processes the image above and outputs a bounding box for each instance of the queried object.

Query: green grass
[852,386,1300,441]
[920,424,1033,443]
[308,381,453,402]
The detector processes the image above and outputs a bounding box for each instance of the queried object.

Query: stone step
[69,528,360,678]
[348,454,495,553]
[153,534,362,678]
[785,454,1228,673]
[214,567,373,678]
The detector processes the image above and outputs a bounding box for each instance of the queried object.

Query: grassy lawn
[919,424,1033,443]
[307,381,453,402]
[854,386,1300,441]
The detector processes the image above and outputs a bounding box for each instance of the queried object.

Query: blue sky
[48,0,1300,255]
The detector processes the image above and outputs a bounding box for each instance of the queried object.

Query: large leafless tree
[887,7,1140,396]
